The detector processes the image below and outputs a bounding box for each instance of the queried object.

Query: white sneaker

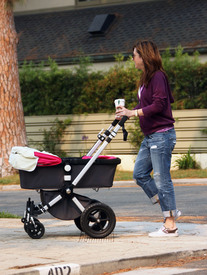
[149,226,178,237]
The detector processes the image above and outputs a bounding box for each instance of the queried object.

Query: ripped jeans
[133,128,177,218]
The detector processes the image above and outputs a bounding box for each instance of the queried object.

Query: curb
[114,178,207,185]
[172,178,207,184]
[0,184,22,191]
[12,249,207,275]
[80,249,207,275]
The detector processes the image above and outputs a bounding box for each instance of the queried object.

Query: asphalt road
[0,184,207,222]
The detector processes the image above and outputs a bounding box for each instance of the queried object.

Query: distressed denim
[133,128,177,218]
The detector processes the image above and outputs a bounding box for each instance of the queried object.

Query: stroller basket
[19,157,121,190]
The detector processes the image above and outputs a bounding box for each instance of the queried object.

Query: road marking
[35,263,80,275]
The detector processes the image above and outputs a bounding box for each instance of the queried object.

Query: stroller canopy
[9,146,62,172]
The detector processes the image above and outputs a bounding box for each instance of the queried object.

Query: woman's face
[132,48,144,70]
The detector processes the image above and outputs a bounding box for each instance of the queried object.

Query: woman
[115,40,180,237]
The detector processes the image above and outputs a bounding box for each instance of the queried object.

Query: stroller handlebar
[118,115,129,127]
[111,119,120,126]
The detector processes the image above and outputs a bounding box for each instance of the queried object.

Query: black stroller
[17,116,128,239]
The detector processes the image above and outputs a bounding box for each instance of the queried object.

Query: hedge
[19,47,207,116]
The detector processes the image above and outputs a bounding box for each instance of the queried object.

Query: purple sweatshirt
[134,71,175,136]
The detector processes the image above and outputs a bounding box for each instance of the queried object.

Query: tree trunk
[0,0,27,177]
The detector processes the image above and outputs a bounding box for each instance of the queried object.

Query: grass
[0,170,207,185]
[0,174,20,185]
[171,169,207,179]
[114,169,207,181]
[0,211,21,218]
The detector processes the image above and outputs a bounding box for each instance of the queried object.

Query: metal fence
[25,109,207,156]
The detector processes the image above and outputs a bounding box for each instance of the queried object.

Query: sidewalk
[1,218,207,275]
[0,179,207,275]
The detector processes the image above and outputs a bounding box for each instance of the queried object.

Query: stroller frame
[20,116,128,239]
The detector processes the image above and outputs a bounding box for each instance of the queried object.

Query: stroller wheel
[25,219,45,239]
[74,217,83,232]
[80,202,116,238]
[74,199,100,232]
[23,217,37,233]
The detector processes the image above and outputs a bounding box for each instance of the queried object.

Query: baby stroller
[11,116,128,239]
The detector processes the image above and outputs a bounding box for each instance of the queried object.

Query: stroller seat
[19,157,121,190]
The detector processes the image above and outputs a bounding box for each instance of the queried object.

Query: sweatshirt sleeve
[133,103,141,110]
[142,72,168,117]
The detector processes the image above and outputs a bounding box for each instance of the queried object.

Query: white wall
[53,54,207,73]
[14,0,75,13]
[13,0,148,13]
[116,154,207,171]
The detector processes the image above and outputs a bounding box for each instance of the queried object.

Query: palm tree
[0,0,27,177]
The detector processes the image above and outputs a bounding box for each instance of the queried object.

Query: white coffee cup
[114,99,125,109]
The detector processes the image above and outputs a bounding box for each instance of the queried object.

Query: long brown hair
[133,40,166,87]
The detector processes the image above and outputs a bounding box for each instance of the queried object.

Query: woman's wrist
[134,109,143,117]
[134,109,139,117]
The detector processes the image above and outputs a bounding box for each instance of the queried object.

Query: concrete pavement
[1,218,207,275]
[1,178,207,275]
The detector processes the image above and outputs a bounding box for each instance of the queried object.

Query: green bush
[175,148,200,169]
[162,46,207,109]
[19,46,207,116]
[128,118,144,153]
[75,60,140,113]
[20,57,95,115]
[201,128,207,135]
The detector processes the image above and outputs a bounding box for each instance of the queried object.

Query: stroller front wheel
[80,202,116,238]
[24,218,45,239]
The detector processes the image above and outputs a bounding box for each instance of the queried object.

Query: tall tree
[0,0,27,177]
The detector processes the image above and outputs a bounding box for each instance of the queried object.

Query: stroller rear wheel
[74,199,100,232]
[24,218,45,239]
[80,202,116,238]
[74,217,82,231]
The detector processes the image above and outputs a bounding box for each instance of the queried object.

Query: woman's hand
[115,106,134,119]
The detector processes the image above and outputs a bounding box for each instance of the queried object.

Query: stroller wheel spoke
[88,214,98,222]
[100,217,108,222]
[92,223,103,231]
